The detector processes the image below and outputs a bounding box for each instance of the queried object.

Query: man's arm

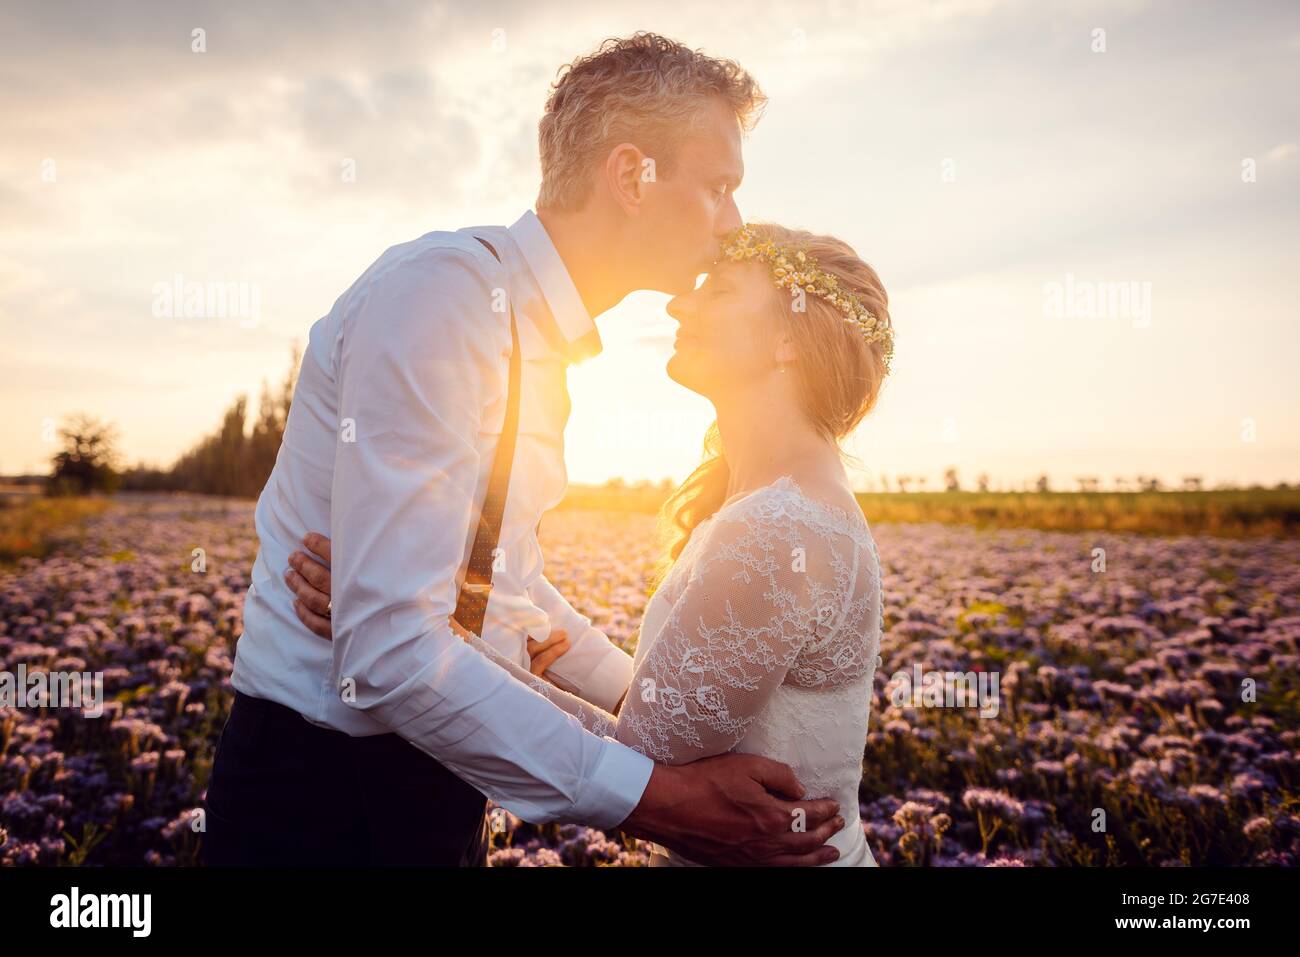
[526,574,633,712]
[287,529,846,864]
[328,244,649,828]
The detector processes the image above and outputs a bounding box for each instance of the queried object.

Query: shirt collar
[507,210,602,364]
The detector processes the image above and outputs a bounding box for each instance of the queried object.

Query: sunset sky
[2,0,1297,489]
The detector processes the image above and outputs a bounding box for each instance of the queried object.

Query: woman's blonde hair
[653,224,892,585]
[537,32,765,213]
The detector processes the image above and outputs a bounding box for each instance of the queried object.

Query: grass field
[558,485,1300,539]
[0,496,112,565]
[850,489,1300,538]
[4,488,1294,567]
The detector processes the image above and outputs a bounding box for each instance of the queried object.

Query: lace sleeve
[460,631,618,739]
[614,507,863,764]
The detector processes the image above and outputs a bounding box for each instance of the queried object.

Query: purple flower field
[1,495,1297,866]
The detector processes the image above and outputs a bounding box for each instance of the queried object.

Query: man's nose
[717,193,743,236]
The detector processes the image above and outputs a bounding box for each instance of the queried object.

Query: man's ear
[604,142,649,215]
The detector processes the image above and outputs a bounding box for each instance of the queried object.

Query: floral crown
[720,224,893,375]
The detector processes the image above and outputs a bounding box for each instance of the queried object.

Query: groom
[204,32,845,867]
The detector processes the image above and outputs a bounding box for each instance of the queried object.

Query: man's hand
[286,533,333,639]
[287,534,570,680]
[619,754,844,866]
[526,631,571,681]
[287,533,842,864]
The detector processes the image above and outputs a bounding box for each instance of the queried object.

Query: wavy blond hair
[537,32,766,213]
[653,225,893,586]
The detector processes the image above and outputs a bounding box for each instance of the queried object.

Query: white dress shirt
[232,210,652,828]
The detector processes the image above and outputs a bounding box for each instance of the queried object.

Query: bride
[286,222,893,867]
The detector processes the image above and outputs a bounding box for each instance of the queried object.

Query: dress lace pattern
[471,476,883,866]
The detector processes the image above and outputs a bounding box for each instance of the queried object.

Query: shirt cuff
[581,643,635,713]
[544,625,634,712]
[572,737,654,830]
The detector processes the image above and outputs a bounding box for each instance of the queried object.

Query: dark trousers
[203,690,489,866]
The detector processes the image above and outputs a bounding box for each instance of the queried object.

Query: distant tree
[1035,474,1051,493]
[49,414,121,495]
[896,475,912,493]
[1076,476,1100,492]
[603,477,626,491]
[976,473,989,493]
[119,463,173,491]
[943,467,961,492]
[1113,476,1130,492]
[145,344,300,497]
[1182,476,1204,492]
[916,476,928,492]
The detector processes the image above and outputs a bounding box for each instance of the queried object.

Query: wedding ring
[325,599,332,618]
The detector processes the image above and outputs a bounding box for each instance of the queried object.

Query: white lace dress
[468,475,883,866]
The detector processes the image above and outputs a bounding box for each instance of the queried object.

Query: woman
[285,223,893,866]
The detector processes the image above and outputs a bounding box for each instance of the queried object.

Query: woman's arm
[454,620,620,739]
[612,511,835,765]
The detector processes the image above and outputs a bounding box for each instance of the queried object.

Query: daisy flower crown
[720,224,893,375]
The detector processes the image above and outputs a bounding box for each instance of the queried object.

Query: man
[204,32,845,867]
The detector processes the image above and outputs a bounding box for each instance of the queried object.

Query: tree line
[40,343,1294,499]
[49,346,299,498]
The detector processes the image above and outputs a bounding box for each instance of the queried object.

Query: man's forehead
[682,101,745,179]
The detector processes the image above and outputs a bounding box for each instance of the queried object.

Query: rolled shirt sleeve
[329,243,651,827]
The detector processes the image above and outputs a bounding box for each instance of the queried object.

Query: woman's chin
[665,350,683,377]
[665,352,704,394]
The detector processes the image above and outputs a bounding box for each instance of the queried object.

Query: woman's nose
[666,290,698,323]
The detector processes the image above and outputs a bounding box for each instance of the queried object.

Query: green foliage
[48,414,121,496]
[0,496,111,564]
[121,344,300,498]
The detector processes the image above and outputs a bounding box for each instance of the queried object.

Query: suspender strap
[452,236,520,638]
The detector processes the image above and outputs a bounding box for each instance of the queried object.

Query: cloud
[1,0,1298,483]
[289,69,482,205]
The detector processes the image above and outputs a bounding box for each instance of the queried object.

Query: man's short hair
[537,32,765,212]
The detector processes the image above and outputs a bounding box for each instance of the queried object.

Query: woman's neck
[714,381,840,501]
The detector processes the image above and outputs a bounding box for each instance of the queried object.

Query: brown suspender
[451,236,521,638]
